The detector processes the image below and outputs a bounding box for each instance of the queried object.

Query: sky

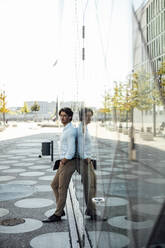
[0,0,145,108]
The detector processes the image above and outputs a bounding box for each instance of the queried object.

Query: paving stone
[0,176,16,182]
[2,168,26,173]
[19,171,45,177]
[0,184,34,201]
[133,204,163,216]
[108,215,153,230]
[0,208,9,217]
[30,232,70,248]
[7,180,37,185]
[15,198,54,208]
[88,231,129,248]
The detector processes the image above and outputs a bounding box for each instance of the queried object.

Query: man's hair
[79,107,93,121]
[59,107,73,121]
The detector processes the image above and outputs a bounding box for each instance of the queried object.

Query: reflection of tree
[112,83,125,127]
[31,101,40,121]
[0,90,9,124]
[135,73,152,132]
[20,102,30,120]
[100,70,164,133]
[157,61,165,104]
[100,92,111,121]
[111,78,139,129]
[31,101,40,112]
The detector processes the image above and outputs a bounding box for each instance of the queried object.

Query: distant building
[5,100,85,121]
[26,101,57,116]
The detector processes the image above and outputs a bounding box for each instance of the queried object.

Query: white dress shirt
[60,122,76,160]
[77,122,91,159]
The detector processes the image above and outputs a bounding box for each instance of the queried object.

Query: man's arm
[60,131,76,165]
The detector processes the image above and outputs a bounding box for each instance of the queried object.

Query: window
[156,0,158,13]
[161,12,164,31]
[147,7,149,24]
[153,0,156,16]
[151,1,153,18]
[163,33,165,52]
[158,15,160,34]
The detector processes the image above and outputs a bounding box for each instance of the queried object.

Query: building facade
[133,0,165,129]
[133,0,165,72]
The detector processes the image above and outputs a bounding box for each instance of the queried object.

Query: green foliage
[0,90,10,123]
[31,101,40,112]
[157,61,165,101]
[20,102,30,114]
[135,75,152,112]
[0,91,9,113]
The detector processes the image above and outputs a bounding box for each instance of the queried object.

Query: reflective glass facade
[0,0,165,248]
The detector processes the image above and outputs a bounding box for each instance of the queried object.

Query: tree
[100,92,111,121]
[20,102,30,115]
[111,83,126,127]
[31,101,40,121]
[31,101,40,112]
[157,61,165,105]
[0,91,9,124]
[136,81,153,131]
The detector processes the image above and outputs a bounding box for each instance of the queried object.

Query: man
[77,107,106,221]
[43,107,76,222]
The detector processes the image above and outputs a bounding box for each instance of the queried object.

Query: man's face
[84,111,93,125]
[59,111,71,126]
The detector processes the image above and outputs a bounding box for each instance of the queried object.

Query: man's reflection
[77,108,106,221]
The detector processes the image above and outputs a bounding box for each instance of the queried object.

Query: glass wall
[71,0,165,247]
[0,0,165,247]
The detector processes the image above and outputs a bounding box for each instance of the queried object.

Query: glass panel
[1,0,165,247]
[72,0,165,247]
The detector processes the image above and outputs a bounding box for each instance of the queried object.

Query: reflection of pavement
[0,124,72,248]
[89,122,165,152]
[72,123,165,247]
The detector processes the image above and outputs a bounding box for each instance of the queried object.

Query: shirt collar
[63,122,72,131]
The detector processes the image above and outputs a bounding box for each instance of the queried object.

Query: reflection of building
[133,0,165,72]
[133,0,165,126]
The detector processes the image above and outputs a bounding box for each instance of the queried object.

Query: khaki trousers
[77,159,96,215]
[51,159,76,216]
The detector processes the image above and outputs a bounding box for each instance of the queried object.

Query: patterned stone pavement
[0,124,165,247]
[0,132,71,248]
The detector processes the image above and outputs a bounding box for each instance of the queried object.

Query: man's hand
[60,158,68,165]
[84,158,91,164]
